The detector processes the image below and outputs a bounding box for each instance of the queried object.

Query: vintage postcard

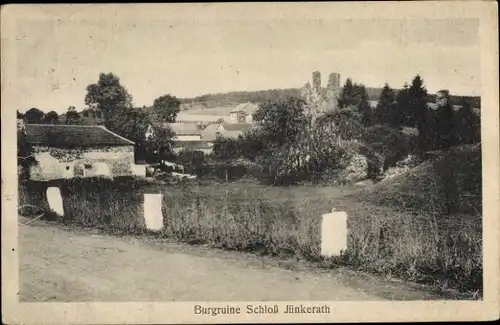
[2,2,499,324]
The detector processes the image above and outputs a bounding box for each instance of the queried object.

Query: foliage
[337,78,356,109]
[455,99,480,145]
[374,83,396,126]
[252,96,308,149]
[64,106,80,125]
[141,123,175,164]
[431,90,458,150]
[42,111,59,124]
[337,80,374,126]
[17,130,36,180]
[152,94,181,123]
[362,125,415,171]
[211,130,266,162]
[212,136,240,161]
[355,84,374,126]
[175,150,207,173]
[394,83,413,127]
[84,72,133,120]
[259,122,348,185]
[24,108,44,124]
[317,106,366,141]
[408,75,430,152]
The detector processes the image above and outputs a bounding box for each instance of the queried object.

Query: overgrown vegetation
[19,175,482,297]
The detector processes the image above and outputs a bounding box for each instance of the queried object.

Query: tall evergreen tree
[408,75,429,152]
[375,83,396,125]
[395,83,412,127]
[338,78,355,109]
[353,83,374,126]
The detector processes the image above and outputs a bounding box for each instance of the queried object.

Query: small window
[84,164,92,170]
[65,166,70,170]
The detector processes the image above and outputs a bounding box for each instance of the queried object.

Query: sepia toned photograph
[2,2,499,324]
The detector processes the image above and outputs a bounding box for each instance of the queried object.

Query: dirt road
[19,218,445,302]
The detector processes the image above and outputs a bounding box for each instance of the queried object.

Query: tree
[338,78,356,109]
[105,108,151,144]
[151,94,181,122]
[212,136,240,161]
[455,98,479,145]
[432,90,457,150]
[142,122,175,164]
[375,83,396,125]
[24,108,44,124]
[42,111,59,124]
[395,83,412,127]
[17,110,24,119]
[65,106,80,124]
[353,83,374,126]
[84,72,133,120]
[408,75,429,152]
[318,106,366,141]
[252,96,308,149]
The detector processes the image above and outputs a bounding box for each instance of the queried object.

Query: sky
[9,14,480,114]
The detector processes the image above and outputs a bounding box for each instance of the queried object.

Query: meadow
[18,159,482,298]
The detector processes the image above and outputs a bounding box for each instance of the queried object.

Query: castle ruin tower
[326,72,341,111]
[312,71,321,96]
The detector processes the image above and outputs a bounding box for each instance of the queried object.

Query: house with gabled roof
[201,122,254,143]
[22,124,141,180]
[229,102,259,123]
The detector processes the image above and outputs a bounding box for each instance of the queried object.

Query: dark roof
[221,123,253,132]
[24,124,135,147]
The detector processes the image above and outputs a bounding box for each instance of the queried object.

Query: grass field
[18,163,482,298]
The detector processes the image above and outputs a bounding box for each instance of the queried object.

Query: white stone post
[321,208,348,257]
[46,187,64,217]
[143,193,164,231]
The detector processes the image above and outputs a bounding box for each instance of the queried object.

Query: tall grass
[18,177,482,297]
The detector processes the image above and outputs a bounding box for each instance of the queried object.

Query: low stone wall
[30,145,135,181]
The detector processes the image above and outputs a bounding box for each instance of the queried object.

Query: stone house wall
[29,145,135,181]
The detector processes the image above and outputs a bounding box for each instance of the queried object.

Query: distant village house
[202,122,254,144]
[229,102,259,124]
[145,122,213,155]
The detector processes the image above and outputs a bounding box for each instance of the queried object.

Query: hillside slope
[354,144,482,217]
[180,88,481,110]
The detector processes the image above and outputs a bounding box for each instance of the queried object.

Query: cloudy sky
[9,10,480,113]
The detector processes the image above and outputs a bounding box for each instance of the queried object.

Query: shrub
[195,159,263,181]
[175,150,206,174]
[336,140,383,183]
[362,125,416,170]
[258,122,348,185]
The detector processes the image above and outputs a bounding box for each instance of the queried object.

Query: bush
[337,140,383,183]
[195,159,264,181]
[362,125,416,170]
[175,150,206,174]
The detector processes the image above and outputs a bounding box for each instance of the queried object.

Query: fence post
[143,193,163,231]
[46,187,64,217]
[321,208,348,257]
